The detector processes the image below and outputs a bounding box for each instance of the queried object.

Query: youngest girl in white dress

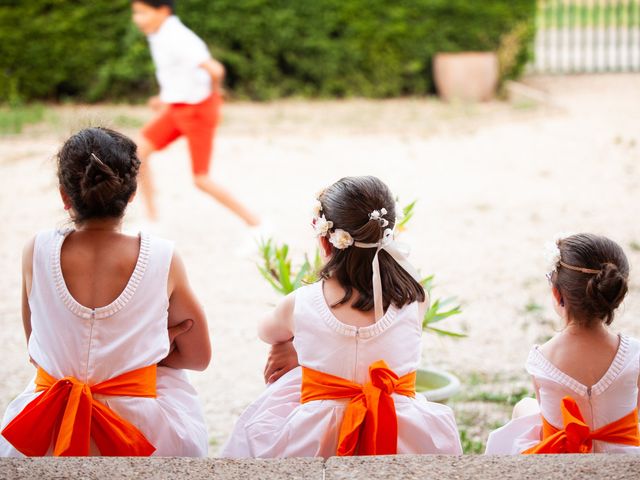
[486,233,640,454]
[222,176,462,457]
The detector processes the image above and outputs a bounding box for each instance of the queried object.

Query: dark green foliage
[1,0,536,102]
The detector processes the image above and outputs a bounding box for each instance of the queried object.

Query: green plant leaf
[397,200,417,230]
[424,326,467,338]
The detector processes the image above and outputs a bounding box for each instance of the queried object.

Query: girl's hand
[163,251,211,371]
[167,319,194,354]
[263,339,299,384]
[159,318,194,367]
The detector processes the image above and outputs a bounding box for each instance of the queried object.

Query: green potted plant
[257,202,465,403]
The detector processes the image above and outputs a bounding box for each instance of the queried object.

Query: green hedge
[0,0,536,102]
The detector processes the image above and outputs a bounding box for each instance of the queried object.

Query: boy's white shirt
[148,15,212,104]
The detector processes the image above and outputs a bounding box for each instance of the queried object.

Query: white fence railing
[533,0,640,73]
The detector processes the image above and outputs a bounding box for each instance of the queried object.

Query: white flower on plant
[329,229,354,249]
[314,215,333,237]
[381,208,387,215]
[312,200,322,217]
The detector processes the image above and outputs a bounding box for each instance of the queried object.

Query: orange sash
[301,360,415,456]
[523,396,640,454]
[1,365,157,456]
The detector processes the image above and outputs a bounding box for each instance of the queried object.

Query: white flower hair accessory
[312,200,323,218]
[543,239,562,271]
[329,229,354,249]
[543,232,577,271]
[544,232,602,275]
[369,208,389,227]
[314,214,333,237]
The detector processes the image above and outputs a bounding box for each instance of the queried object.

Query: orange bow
[1,365,157,456]
[524,396,640,454]
[301,360,415,456]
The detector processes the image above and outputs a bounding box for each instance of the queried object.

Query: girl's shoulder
[292,281,320,312]
[622,334,640,356]
[29,228,67,257]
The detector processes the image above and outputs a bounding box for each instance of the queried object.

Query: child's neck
[75,218,123,233]
[562,319,609,337]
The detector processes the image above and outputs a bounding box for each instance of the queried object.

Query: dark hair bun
[585,262,628,319]
[57,127,140,223]
[556,234,630,326]
[80,154,125,210]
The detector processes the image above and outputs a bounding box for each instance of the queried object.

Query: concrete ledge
[325,455,640,480]
[0,457,323,480]
[1,455,639,480]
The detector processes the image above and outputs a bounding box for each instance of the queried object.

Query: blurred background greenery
[0,0,536,103]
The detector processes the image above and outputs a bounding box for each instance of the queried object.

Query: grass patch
[0,103,46,135]
[113,114,144,129]
[463,387,534,407]
[459,427,485,454]
[524,299,543,314]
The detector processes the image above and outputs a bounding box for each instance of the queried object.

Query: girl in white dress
[221,176,461,458]
[486,233,640,454]
[0,127,211,457]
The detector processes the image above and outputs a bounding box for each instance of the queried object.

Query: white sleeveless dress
[0,228,208,457]
[220,281,462,458]
[486,334,640,454]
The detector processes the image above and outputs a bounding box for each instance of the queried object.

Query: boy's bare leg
[193,174,260,226]
[137,137,159,221]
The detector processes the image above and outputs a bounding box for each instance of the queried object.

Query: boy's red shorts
[142,92,221,175]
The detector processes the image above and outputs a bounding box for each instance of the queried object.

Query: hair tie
[558,261,601,275]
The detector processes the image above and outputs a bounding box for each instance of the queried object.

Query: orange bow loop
[368,360,400,395]
[560,397,593,453]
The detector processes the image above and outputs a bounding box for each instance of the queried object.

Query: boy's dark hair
[132,0,174,12]
[318,176,425,312]
[553,233,629,327]
[57,127,140,224]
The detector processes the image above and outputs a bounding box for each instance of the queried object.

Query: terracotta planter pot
[433,52,499,102]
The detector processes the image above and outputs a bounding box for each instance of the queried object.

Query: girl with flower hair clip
[221,175,461,458]
[486,233,640,454]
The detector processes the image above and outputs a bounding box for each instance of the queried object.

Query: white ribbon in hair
[354,228,422,321]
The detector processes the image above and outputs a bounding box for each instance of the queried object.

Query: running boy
[131,0,260,228]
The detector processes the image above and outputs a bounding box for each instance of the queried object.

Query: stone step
[1,454,639,480]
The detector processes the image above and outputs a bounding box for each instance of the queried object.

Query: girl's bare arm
[162,251,211,371]
[21,237,35,344]
[258,293,295,345]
